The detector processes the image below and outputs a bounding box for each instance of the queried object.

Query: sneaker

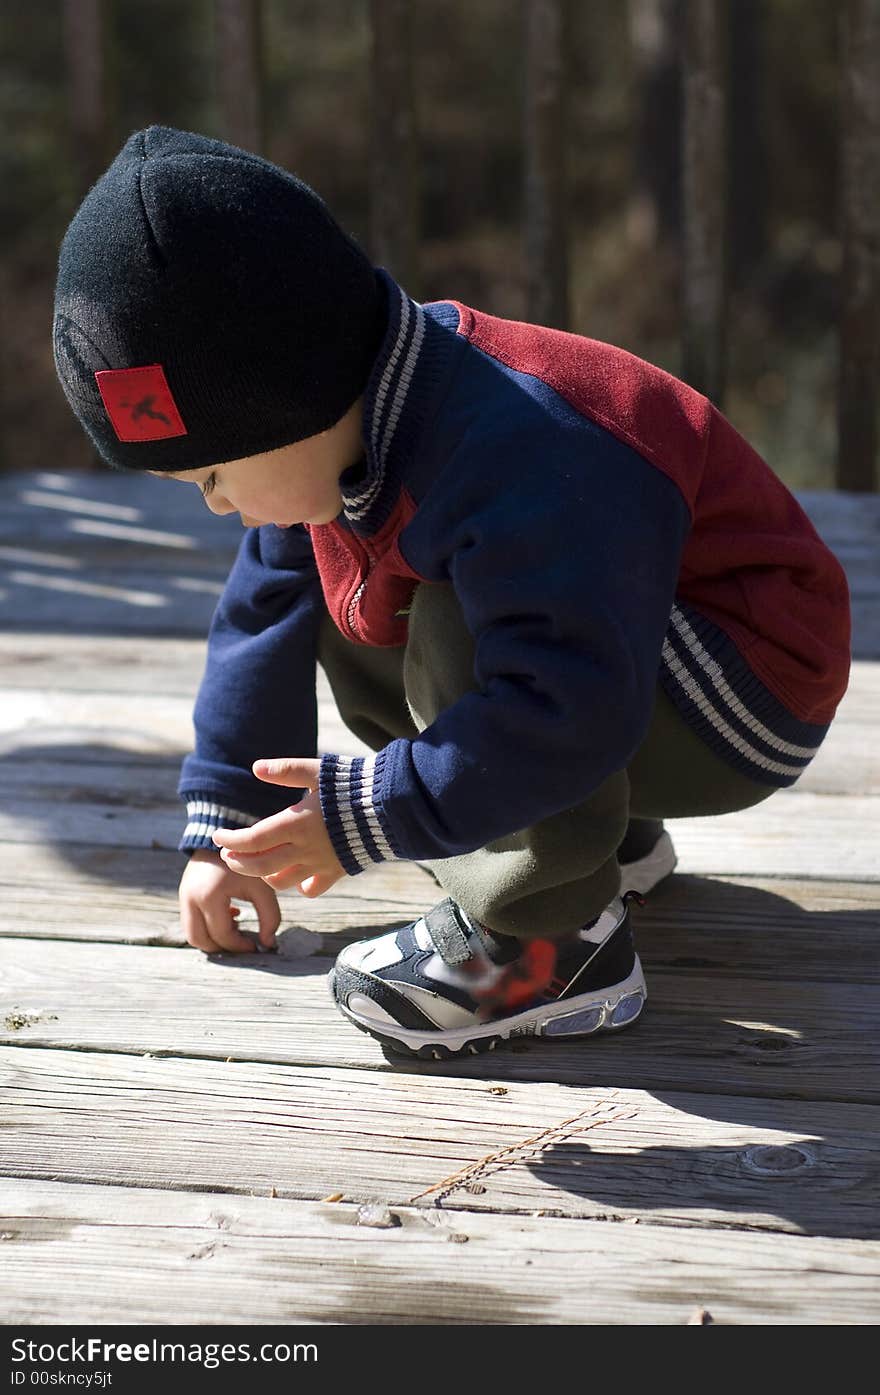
[618,819,677,896]
[328,893,646,1059]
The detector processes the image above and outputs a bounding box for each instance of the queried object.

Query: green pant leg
[318,599,623,928]
[402,582,628,935]
[625,683,775,818]
[317,609,418,748]
[320,583,775,939]
[405,583,775,937]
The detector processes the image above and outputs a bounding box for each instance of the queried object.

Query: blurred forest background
[1,0,877,489]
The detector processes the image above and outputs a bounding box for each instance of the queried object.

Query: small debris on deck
[356,1203,400,1229]
[4,1010,58,1031]
[277,927,324,959]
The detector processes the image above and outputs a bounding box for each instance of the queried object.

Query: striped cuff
[318,752,404,876]
[179,796,260,854]
[659,603,829,787]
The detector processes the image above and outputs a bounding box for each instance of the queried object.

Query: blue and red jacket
[178,269,851,874]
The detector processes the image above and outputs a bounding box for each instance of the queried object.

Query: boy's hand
[210,757,346,898]
[178,849,281,954]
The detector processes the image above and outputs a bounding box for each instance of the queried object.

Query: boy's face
[148,395,364,529]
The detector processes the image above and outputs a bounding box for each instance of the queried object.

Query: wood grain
[2,940,878,1102]
[1,835,877,985]
[2,780,876,879]
[1,477,878,1326]
[0,840,437,944]
[2,1053,878,1241]
[2,1179,878,1325]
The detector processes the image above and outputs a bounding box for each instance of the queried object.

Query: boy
[53,126,851,1060]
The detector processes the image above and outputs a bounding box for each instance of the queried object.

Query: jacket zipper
[345,534,377,641]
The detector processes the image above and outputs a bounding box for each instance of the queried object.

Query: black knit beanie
[53,125,385,472]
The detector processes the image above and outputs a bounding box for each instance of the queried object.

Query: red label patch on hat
[94,364,188,443]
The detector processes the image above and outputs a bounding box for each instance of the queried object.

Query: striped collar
[340,268,464,536]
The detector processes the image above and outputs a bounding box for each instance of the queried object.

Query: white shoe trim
[375,978,477,1029]
[336,956,647,1054]
[619,831,677,895]
[337,930,404,973]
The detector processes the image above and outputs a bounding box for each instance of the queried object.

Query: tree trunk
[523,0,570,329]
[837,0,880,491]
[727,0,767,287]
[63,0,109,196]
[627,0,682,250]
[681,0,727,403]
[369,0,419,293]
[63,0,109,467]
[214,0,264,155]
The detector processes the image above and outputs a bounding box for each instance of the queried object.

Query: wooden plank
[829,661,880,720]
[1,469,242,544]
[0,471,238,634]
[844,602,880,660]
[0,570,224,637]
[3,652,875,809]
[2,664,878,876]
[798,488,880,547]
[664,793,880,881]
[2,942,878,1102]
[0,841,437,945]
[1,637,878,718]
[760,720,878,793]
[5,575,865,651]
[1,651,877,737]
[0,537,233,576]
[0,683,357,759]
[2,839,877,984]
[1,662,876,792]
[6,472,874,550]
[0,633,209,694]
[3,476,877,569]
[2,1179,878,1325]
[2,1051,879,1240]
[634,874,880,984]
[2,774,876,879]
[0,690,192,760]
[2,472,878,652]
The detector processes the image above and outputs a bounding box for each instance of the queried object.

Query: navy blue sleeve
[318,421,692,872]
[177,523,324,853]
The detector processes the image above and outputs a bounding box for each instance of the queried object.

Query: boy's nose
[205,494,236,517]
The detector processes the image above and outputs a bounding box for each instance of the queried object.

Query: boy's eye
[201,473,216,497]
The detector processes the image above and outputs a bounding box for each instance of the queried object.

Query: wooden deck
[1,469,878,1326]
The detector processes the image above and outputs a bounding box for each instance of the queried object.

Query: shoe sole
[619,830,677,896]
[328,955,647,1060]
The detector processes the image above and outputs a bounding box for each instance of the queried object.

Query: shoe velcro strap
[424,898,473,965]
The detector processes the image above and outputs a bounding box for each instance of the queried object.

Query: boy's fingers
[181,902,221,955]
[202,900,257,954]
[248,883,282,948]
[297,871,338,898]
[212,813,300,851]
[262,863,306,892]
[219,842,294,873]
[252,757,320,790]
